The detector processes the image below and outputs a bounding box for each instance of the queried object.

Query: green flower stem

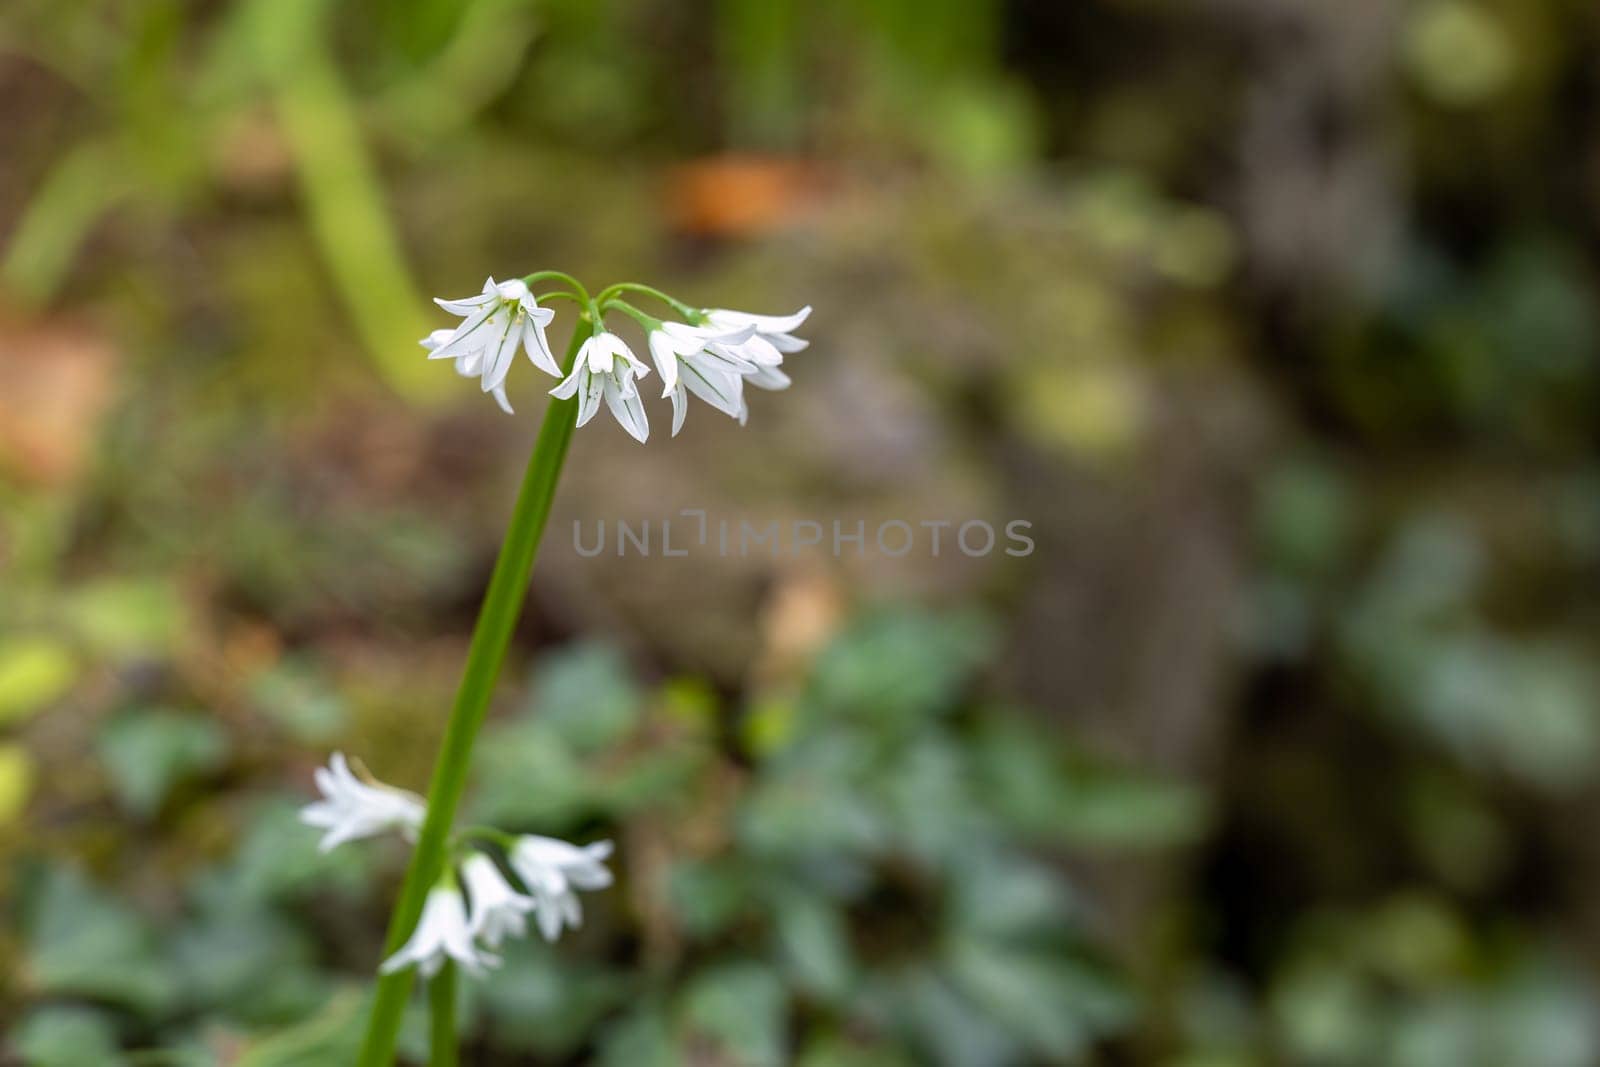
[355,323,587,1067]
[594,281,695,318]
[522,269,589,297]
[602,299,657,330]
[428,963,458,1067]
[535,291,584,306]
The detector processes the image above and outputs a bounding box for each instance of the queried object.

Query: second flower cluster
[300,752,613,978]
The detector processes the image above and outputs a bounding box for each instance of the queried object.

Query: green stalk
[427,963,458,1067]
[356,324,586,1067]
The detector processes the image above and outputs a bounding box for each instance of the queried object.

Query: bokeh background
[3,0,1600,1064]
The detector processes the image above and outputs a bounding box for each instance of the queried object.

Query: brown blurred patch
[751,563,845,690]
[666,155,824,238]
[212,106,295,197]
[0,312,120,486]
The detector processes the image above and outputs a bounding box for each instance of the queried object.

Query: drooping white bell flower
[380,881,498,978]
[646,322,759,435]
[550,331,651,443]
[702,305,811,353]
[701,305,811,392]
[427,277,560,402]
[506,835,614,942]
[460,852,537,949]
[299,752,425,854]
[422,329,514,414]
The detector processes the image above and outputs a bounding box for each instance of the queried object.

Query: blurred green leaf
[978,720,1207,847]
[775,890,856,1000]
[895,971,1017,1067]
[668,857,758,938]
[477,942,628,1055]
[679,962,788,1067]
[193,796,376,906]
[97,708,228,817]
[233,987,367,1067]
[596,1003,677,1067]
[524,644,642,754]
[0,742,36,824]
[0,637,78,724]
[173,905,330,1024]
[806,610,997,728]
[12,1006,125,1067]
[25,866,181,1018]
[949,938,1134,1061]
[65,577,188,658]
[249,659,348,744]
[1404,0,1515,107]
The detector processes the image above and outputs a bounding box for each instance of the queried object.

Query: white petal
[585,334,613,374]
[577,370,604,427]
[482,312,523,392]
[550,363,584,400]
[739,335,784,367]
[670,385,687,436]
[648,331,680,396]
[747,364,791,390]
[433,292,497,316]
[607,334,648,376]
[605,374,649,443]
[494,278,531,302]
[694,345,757,375]
[522,317,561,377]
[420,329,456,352]
[767,333,809,354]
[707,305,811,335]
[682,364,746,418]
[429,309,502,360]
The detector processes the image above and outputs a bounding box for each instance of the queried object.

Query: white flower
[380,884,498,978]
[701,305,812,392]
[550,331,651,443]
[647,322,759,435]
[460,852,536,949]
[426,277,560,406]
[422,329,515,414]
[507,835,614,942]
[299,752,425,854]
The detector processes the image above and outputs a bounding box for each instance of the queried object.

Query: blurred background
[3,0,1600,1063]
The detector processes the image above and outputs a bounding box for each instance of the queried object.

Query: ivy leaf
[25,866,181,1018]
[97,709,228,817]
[12,1007,125,1067]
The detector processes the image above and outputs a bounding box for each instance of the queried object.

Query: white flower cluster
[299,752,612,978]
[425,276,811,442]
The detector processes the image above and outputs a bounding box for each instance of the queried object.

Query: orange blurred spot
[666,155,822,238]
[0,312,119,486]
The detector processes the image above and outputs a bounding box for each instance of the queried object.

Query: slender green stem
[522,269,589,300]
[455,825,518,849]
[594,281,696,318]
[355,325,587,1067]
[536,291,584,306]
[602,298,658,330]
[428,963,459,1067]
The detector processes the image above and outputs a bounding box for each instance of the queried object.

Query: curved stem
[535,291,584,306]
[455,825,518,849]
[594,281,695,318]
[355,325,587,1067]
[522,270,589,302]
[428,964,459,1067]
[602,298,657,330]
